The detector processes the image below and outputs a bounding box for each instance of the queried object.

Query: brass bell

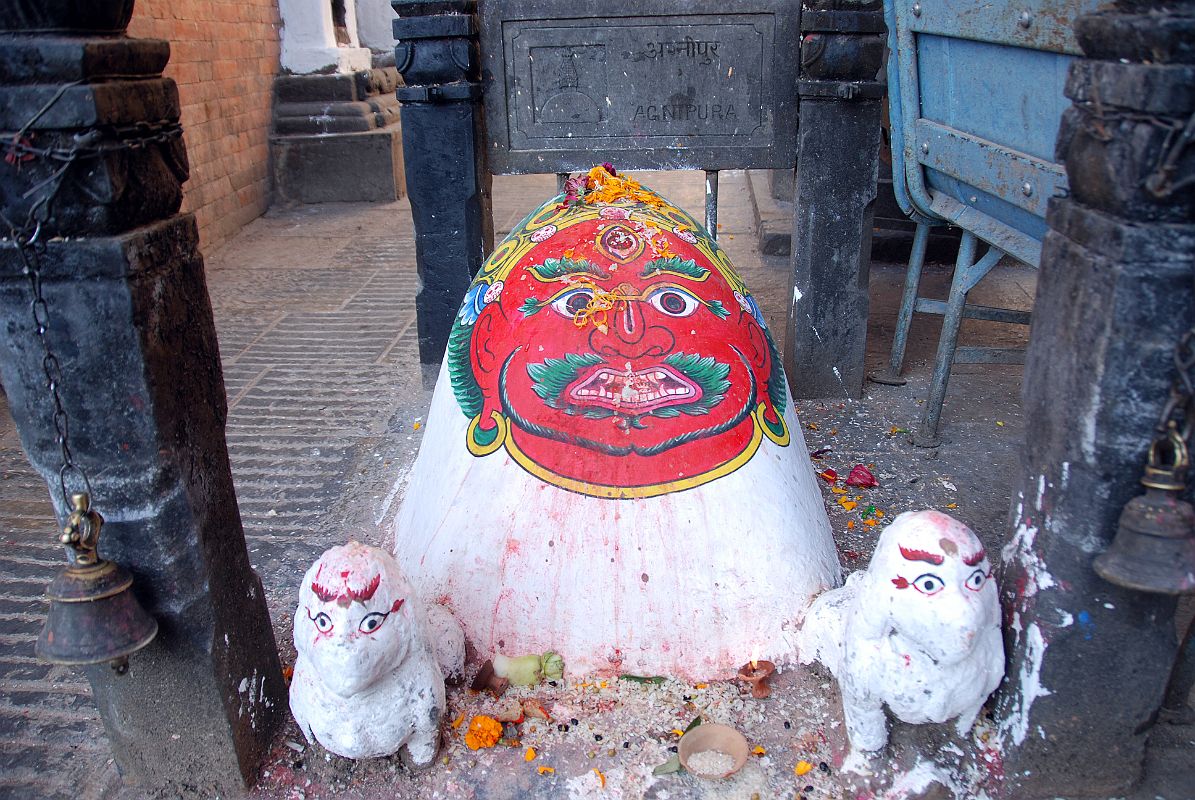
[36,493,158,674]
[1094,427,1195,594]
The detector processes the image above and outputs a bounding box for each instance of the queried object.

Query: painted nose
[589,301,675,359]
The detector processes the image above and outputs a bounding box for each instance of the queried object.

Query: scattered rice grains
[687,749,736,775]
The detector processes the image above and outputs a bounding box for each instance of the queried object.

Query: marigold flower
[464,715,503,750]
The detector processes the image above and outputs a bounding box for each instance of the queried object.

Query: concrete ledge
[272,123,406,204]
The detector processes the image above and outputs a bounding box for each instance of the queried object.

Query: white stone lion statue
[798,510,1004,751]
[289,541,463,764]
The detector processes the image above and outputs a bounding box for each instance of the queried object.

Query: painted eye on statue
[550,288,595,318]
[912,573,945,595]
[306,608,333,633]
[648,287,700,317]
[965,568,990,591]
[358,612,389,634]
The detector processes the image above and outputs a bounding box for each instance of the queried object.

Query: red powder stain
[981,744,1006,791]
[505,538,521,555]
[490,588,514,644]
[902,654,911,667]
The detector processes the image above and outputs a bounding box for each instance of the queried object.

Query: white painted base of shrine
[393,360,841,680]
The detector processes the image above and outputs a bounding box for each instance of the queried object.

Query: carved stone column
[785,0,886,399]
[0,2,285,794]
[392,0,493,367]
[994,2,1195,795]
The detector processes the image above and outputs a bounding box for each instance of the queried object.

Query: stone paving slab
[0,171,1189,799]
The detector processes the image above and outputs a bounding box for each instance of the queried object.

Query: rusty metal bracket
[396,82,482,103]
[797,79,885,101]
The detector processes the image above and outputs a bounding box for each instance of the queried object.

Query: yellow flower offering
[464,715,503,750]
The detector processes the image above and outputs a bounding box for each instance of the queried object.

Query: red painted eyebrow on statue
[963,548,987,566]
[898,545,945,565]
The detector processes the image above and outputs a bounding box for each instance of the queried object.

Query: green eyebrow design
[641,256,709,280]
[528,258,609,281]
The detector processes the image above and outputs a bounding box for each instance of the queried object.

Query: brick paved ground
[0,172,1189,799]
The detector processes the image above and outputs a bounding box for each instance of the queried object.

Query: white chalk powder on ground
[687,749,736,775]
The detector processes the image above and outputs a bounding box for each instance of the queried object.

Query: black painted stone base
[0,215,286,795]
[995,200,1194,797]
[786,93,883,399]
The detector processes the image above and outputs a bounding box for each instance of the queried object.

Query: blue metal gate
[878,0,1103,443]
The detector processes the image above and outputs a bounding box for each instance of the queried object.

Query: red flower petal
[817,468,838,484]
[845,464,879,488]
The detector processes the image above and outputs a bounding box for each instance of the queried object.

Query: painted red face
[446,185,788,497]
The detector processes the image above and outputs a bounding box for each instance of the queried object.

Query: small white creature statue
[289,541,462,764]
[798,510,1004,751]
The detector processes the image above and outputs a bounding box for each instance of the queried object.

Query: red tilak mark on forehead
[964,548,987,566]
[899,545,945,565]
[892,576,910,589]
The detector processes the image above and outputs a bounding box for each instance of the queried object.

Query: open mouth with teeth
[524,351,732,423]
[568,366,699,413]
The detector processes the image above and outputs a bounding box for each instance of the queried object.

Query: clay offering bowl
[737,660,776,699]
[678,723,750,779]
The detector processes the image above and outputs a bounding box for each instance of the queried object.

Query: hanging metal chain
[12,220,92,506]
[3,107,182,508]
[1151,327,1195,478]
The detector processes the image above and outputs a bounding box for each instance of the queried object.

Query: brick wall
[128,1,281,251]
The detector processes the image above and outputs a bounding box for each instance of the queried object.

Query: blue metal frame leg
[913,231,1005,447]
[870,221,932,386]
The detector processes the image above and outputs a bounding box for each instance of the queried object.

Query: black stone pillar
[0,3,285,795]
[994,2,1195,796]
[393,0,493,366]
[785,0,886,399]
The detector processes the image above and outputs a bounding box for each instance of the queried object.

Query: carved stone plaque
[480,0,800,173]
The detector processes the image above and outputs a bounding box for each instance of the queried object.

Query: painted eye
[550,288,594,318]
[648,288,700,317]
[912,573,944,595]
[307,609,333,633]
[965,568,989,591]
[358,612,388,634]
